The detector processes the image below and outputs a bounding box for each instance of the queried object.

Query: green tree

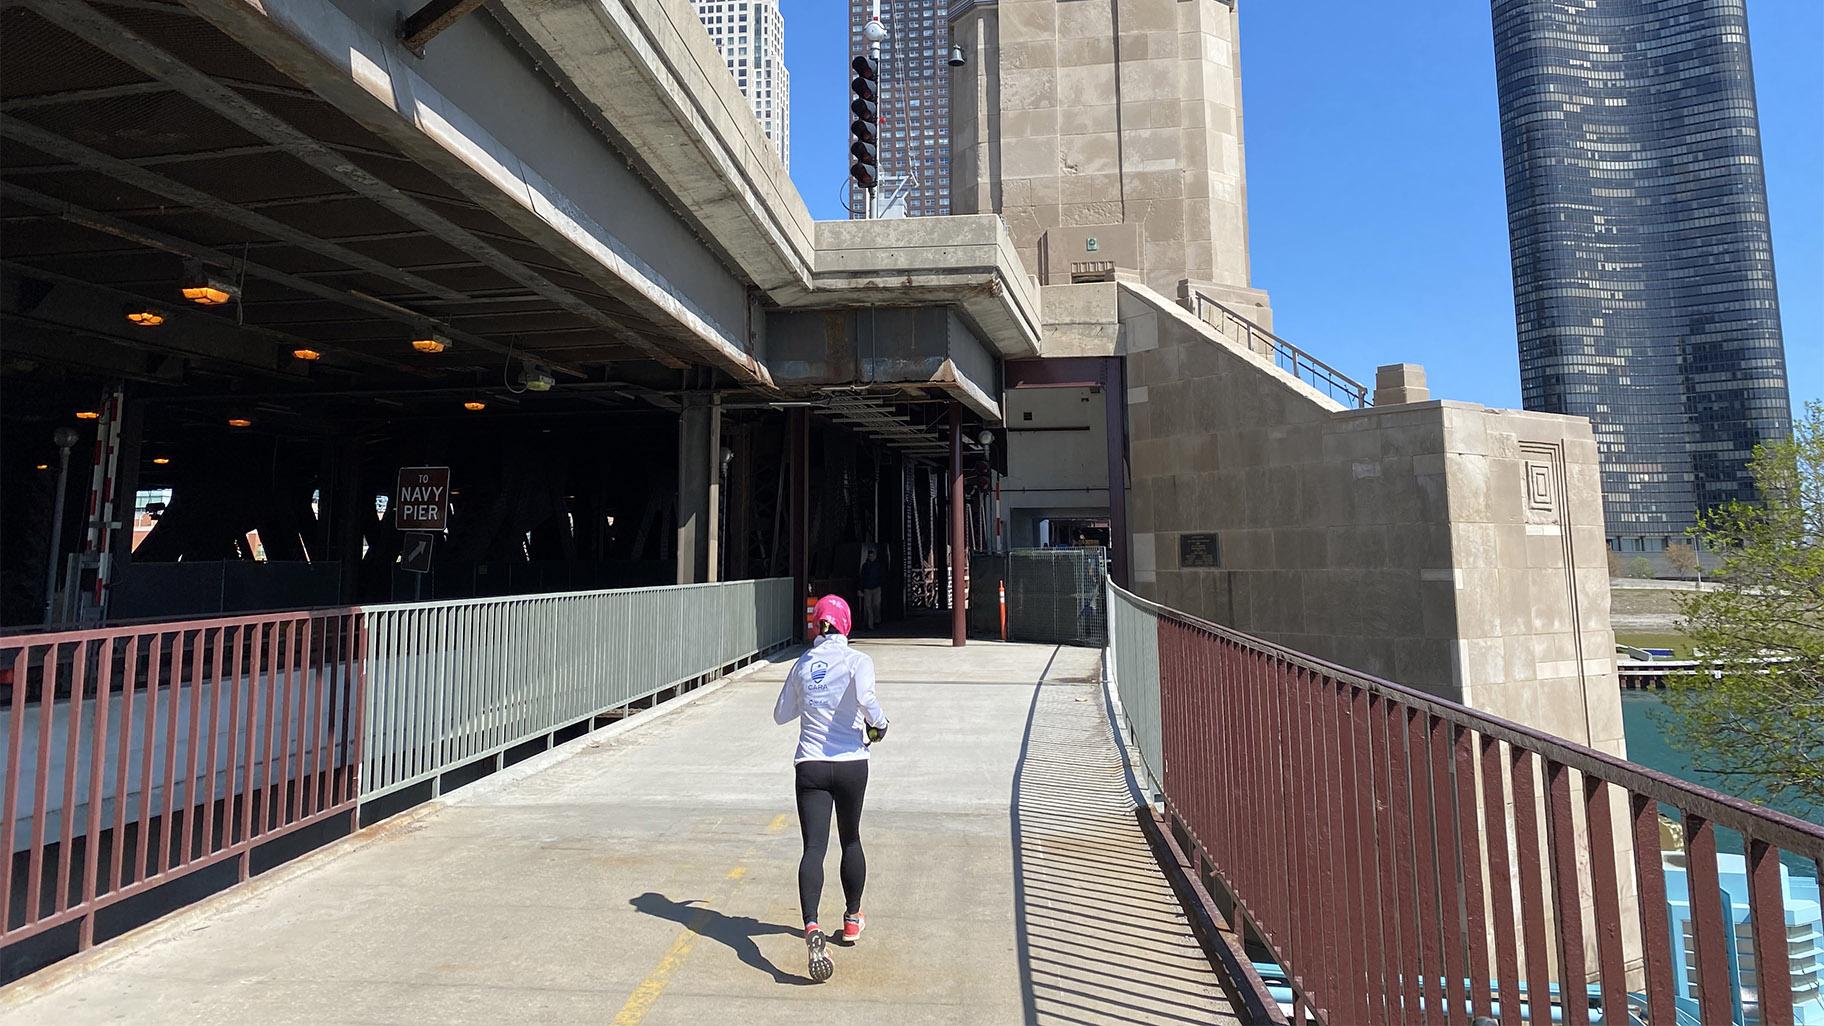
[1665,401,1824,809]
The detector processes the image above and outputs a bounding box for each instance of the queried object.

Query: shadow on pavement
[1010,648,1244,1025]
[628,892,818,987]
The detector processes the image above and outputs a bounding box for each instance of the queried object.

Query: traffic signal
[850,54,879,189]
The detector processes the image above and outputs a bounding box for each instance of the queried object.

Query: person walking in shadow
[772,595,889,982]
[859,548,884,631]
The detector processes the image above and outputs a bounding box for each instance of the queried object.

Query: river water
[1620,689,1822,877]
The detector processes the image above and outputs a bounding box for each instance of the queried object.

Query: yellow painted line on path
[609,812,793,1025]
[611,907,714,1025]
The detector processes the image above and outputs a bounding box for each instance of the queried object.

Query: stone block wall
[1117,284,1622,755]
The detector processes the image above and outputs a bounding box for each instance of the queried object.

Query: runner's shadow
[629,892,817,986]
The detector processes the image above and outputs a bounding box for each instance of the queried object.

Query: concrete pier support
[949,402,967,647]
[675,397,720,584]
[788,407,810,615]
[329,440,365,604]
[1103,361,1130,590]
[706,396,722,582]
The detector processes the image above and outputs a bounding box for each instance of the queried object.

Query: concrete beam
[0,118,467,303]
[765,307,1003,422]
[32,0,659,361]
[1,266,304,378]
[778,216,1043,360]
[489,0,815,294]
[675,398,717,584]
[397,0,489,54]
[149,0,772,383]
[0,182,553,375]
[0,326,182,383]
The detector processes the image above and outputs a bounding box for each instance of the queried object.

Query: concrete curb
[0,650,794,1007]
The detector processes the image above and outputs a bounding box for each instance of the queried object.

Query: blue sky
[780,1,1820,414]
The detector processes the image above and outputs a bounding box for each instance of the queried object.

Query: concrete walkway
[0,638,1241,1025]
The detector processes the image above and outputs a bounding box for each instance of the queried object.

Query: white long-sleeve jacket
[773,634,888,763]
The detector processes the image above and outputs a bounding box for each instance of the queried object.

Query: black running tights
[794,759,869,926]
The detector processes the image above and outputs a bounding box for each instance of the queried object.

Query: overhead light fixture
[227,417,253,428]
[410,334,450,354]
[35,463,49,471]
[463,401,487,412]
[152,457,171,465]
[75,410,100,420]
[182,284,233,306]
[125,309,165,327]
[948,43,966,68]
[180,262,238,306]
[518,364,555,392]
[292,348,322,361]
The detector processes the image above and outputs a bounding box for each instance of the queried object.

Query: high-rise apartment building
[694,1,790,167]
[1492,0,1791,554]
[847,1,949,217]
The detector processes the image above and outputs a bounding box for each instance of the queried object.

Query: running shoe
[805,924,833,982]
[841,912,866,944]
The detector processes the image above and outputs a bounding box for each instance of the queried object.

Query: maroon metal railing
[2,609,363,951]
[1152,605,1824,1026]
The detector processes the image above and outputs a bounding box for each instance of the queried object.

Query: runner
[772,594,888,982]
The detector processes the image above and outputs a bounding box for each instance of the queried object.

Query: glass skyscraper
[848,0,950,217]
[1492,0,1791,553]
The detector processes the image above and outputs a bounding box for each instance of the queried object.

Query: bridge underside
[0,0,1011,629]
[0,0,724,384]
[0,640,1243,1025]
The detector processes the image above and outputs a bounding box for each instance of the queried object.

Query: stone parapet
[1374,363,1431,406]
[1115,281,1621,757]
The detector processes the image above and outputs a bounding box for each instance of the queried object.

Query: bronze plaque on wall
[1180,533,1220,568]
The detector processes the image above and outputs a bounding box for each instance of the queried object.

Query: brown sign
[395,466,450,532]
[1180,532,1220,569]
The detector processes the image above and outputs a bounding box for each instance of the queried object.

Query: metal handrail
[1151,590,1823,853]
[1187,291,1371,409]
[1106,583,1822,1026]
[2,608,364,953]
[360,577,796,802]
[1,578,797,965]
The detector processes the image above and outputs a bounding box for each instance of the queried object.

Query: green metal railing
[360,578,796,801]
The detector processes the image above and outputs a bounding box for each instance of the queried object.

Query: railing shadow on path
[627,891,817,987]
[1010,647,1243,1026]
